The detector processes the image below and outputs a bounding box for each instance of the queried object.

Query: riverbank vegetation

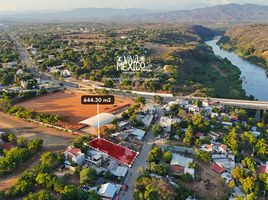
[217,24,268,71]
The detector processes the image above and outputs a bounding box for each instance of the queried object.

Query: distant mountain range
[1,4,268,24]
[127,4,268,23]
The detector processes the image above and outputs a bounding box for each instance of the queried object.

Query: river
[206,37,268,101]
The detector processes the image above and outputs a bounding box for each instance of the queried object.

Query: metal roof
[79,113,115,128]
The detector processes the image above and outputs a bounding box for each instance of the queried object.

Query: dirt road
[0,112,74,151]
[0,112,76,191]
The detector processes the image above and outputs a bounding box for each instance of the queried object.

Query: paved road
[121,105,163,200]
[5,29,77,89]
[83,85,268,110]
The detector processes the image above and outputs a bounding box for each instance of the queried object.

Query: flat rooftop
[88,138,138,167]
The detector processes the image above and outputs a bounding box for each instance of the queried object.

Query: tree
[88,191,101,200]
[188,162,197,169]
[241,176,255,194]
[7,133,17,144]
[148,146,162,163]
[162,151,172,163]
[149,162,168,176]
[196,150,211,163]
[152,124,164,136]
[17,137,28,148]
[40,152,59,168]
[27,138,43,152]
[178,109,188,120]
[232,167,245,181]
[153,95,164,104]
[24,190,56,200]
[135,96,146,105]
[35,173,54,189]
[258,173,268,194]
[240,132,256,152]
[175,182,192,200]
[237,109,247,121]
[181,173,194,182]
[183,125,193,146]
[255,139,268,160]
[192,114,202,126]
[0,98,11,112]
[223,128,238,155]
[144,185,158,200]
[80,168,97,186]
[228,180,236,188]
[242,157,256,173]
[61,185,88,200]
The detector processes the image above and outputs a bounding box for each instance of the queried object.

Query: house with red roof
[211,163,225,174]
[258,162,268,174]
[1,143,15,151]
[64,147,85,166]
[196,132,204,138]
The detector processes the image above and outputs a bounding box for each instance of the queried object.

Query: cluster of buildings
[64,145,129,199]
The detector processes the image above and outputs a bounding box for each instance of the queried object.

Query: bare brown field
[18,90,132,130]
[145,43,180,58]
[62,33,109,43]
[184,160,230,200]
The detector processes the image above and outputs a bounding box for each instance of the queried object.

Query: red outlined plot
[89,138,139,167]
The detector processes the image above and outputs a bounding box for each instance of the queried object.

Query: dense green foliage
[218,24,268,69]
[0,133,43,176]
[7,104,62,125]
[16,23,246,98]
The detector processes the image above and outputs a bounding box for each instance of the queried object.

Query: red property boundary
[88,138,139,167]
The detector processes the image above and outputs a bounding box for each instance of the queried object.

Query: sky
[0,0,267,12]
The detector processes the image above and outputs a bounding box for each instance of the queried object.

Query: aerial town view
[0,0,268,200]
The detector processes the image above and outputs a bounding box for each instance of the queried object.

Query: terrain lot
[62,33,109,43]
[184,161,230,200]
[0,112,73,151]
[0,112,74,191]
[18,90,132,130]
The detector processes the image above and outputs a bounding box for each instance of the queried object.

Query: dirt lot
[0,112,74,191]
[184,160,230,200]
[62,33,108,43]
[145,43,180,58]
[18,90,132,130]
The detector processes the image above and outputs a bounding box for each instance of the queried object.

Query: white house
[170,153,195,178]
[111,166,128,178]
[222,122,233,129]
[86,151,103,166]
[171,154,193,167]
[218,144,228,154]
[60,69,71,78]
[251,131,261,137]
[159,117,173,132]
[211,112,219,118]
[200,144,214,152]
[98,183,121,199]
[188,105,199,113]
[129,128,146,140]
[229,187,246,200]
[118,121,129,129]
[221,172,232,183]
[64,147,85,166]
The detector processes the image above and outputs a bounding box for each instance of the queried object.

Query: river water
[206,38,268,101]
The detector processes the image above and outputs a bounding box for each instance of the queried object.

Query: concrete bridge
[175,96,268,110]
[171,96,268,121]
